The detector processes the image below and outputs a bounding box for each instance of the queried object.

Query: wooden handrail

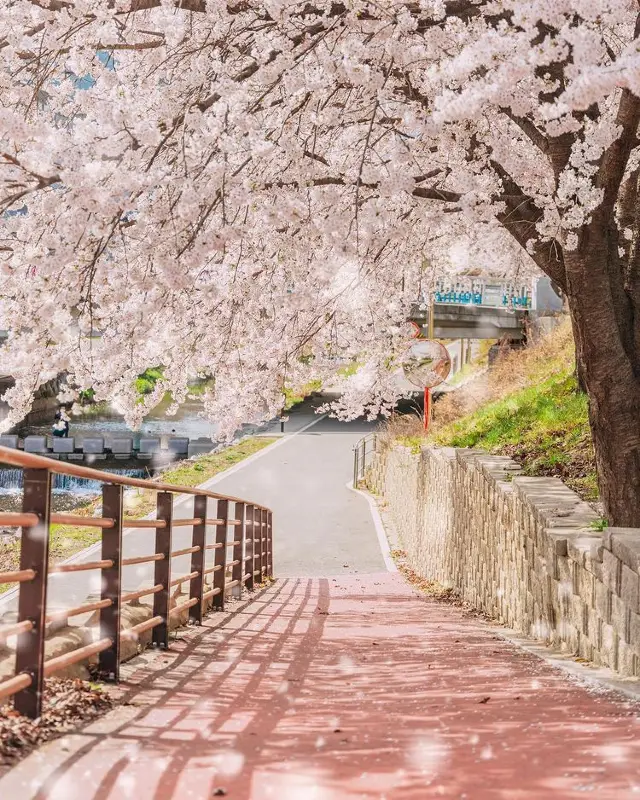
[0,620,34,644]
[50,560,113,574]
[121,584,164,603]
[45,599,112,623]
[0,445,271,510]
[0,513,39,527]
[123,519,167,529]
[50,513,115,528]
[0,673,32,701]
[0,568,36,584]
[171,545,200,558]
[43,638,113,677]
[170,571,198,587]
[122,553,165,566]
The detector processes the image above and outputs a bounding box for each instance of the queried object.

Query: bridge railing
[0,445,272,719]
[353,433,377,488]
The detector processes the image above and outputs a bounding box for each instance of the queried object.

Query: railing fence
[0,446,273,719]
[353,433,377,488]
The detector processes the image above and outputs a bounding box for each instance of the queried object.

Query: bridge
[0,401,636,798]
[410,276,564,340]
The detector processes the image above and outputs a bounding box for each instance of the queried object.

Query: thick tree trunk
[565,223,640,526]
[579,347,640,524]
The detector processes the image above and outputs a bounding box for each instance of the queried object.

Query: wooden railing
[0,445,273,718]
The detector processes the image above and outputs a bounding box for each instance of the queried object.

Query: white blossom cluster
[0,0,638,431]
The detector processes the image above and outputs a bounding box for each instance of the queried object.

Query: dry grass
[433,320,574,430]
[376,320,598,502]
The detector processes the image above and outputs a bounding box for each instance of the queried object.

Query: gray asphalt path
[205,414,384,576]
[0,402,385,618]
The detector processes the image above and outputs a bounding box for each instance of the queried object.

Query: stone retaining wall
[369,445,640,677]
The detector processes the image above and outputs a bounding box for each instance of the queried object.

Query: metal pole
[99,483,123,681]
[428,292,435,339]
[229,501,243,601]
[267,511,273,578]
[245,505,255,591]
[362,438,366,481]
[425,291,435,431]
[14,468,51,718]
[424,388,432,433]
[213,498,229,609]
[189,495,207,624]
[153,492,173,648]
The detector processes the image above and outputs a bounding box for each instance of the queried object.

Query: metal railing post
[232,502,244,592]
[267,511,273,578]
[255,508,264,583]
[189,495,207,625]
[153,492,173,648]
[98,483,123,681]
[353,447,359,488]
[262,508,268,580]
[14,468,51,718]
[362,438,366,481]
[245,505,255,591]
[213,498,229,610]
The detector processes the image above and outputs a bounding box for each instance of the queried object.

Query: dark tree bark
[564,214,640,525]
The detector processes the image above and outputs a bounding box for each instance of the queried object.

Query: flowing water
[23,396,219,444]
[1,392,269,513]
[0,468,149,513]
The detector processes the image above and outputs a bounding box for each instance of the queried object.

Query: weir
[0,468,147,494]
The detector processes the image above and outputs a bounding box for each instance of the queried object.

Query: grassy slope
[0,437,276,593]
[402,319,597,502]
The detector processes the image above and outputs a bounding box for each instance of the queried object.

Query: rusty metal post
[260,508,267,581]
[153,492,173,648]
[267,510,273,578]
[98,484,123,681]
[14,468,51,718]
[189,495,207,625]
[254,508,263,584]
[231,501,244,597]
[353,446,358,488]
[423,387,432,432]
[245,504,255,591]
[361,438,366,482]
[213,498,229,610]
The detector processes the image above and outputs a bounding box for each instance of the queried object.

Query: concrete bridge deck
[1,406,639,799]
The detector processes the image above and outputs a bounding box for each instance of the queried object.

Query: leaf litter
[0,677,112,766]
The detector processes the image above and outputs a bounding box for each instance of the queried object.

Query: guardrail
[0,445,272,718]
[353,433,377,488]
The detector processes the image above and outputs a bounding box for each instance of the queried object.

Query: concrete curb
[347,481,396,573]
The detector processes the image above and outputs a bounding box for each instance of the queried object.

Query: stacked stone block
[373,444,640,677]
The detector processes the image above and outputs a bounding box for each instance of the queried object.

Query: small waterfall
[0,468,147,494]
[0,469,22,493]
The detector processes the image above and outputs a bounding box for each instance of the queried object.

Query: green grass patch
[434,366,597,499]
[336,361,362,379]
[135,366,165,396]
[159,437,275,489]
[283,380,322,410]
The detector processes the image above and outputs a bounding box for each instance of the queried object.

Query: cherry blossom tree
[1,0,640,523]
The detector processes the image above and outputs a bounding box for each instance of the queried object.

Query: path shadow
[6,576,640,799]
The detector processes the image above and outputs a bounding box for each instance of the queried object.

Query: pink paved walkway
[2,574,640,799]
